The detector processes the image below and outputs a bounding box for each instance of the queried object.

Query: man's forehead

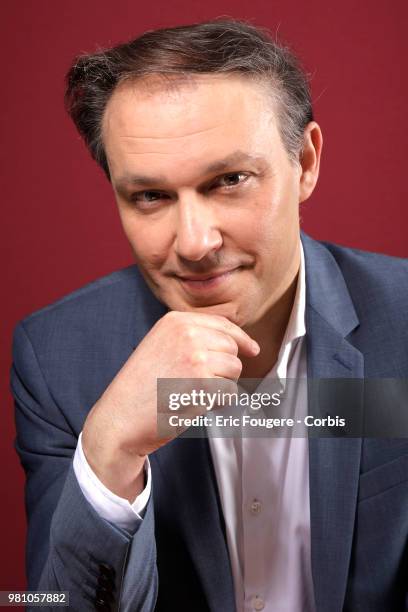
[103,75,280,183]
[103,73,275,138]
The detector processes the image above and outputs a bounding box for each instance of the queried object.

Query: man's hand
[81,311,259,501]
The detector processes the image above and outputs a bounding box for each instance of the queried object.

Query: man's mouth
[176,267,242,292]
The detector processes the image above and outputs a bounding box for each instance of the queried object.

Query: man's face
[103,75,309,328]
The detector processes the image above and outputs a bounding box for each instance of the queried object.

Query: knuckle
[190,350,207,367]
[182,325,197,343]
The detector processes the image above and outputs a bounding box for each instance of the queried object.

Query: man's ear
[298,122,323,203]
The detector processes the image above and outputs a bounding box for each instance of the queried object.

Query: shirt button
[250,499,262,515]
[252,595,265,611]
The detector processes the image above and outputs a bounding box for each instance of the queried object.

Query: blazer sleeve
[10,321,158,612]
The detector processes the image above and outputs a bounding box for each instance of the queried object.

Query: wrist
[82,429,147,502]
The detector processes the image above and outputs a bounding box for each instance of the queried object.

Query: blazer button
[98,562,116,579]
[94,598,111,612]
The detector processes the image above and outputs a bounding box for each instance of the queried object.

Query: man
[11,19,408,612]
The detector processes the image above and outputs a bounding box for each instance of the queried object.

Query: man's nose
[173,195,223,261]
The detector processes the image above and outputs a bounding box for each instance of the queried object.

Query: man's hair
[65,19,314,179]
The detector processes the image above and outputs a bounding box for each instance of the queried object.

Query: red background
[1,0,407,589]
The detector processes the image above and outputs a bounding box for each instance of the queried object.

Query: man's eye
[215,172,249,189]
[130,191,168,203]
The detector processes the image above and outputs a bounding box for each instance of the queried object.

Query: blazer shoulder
[321,240,408,304]
[13,264,167,357]
[20,265,141,324]
[321,239,408,269]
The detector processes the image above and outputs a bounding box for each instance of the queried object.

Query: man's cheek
[130,239,166,269]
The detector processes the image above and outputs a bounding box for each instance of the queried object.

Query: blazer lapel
[302,233,364,612]
[153,436,236,612]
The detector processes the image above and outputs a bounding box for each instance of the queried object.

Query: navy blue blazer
[11,233,408,611]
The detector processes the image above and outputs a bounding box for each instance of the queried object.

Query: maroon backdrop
[1,0,407,589]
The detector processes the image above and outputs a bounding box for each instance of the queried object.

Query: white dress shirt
[208,243,315,611]
[73,243,315,612]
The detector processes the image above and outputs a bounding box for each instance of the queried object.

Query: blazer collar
[301,231,364,612]
[301,231,359,337]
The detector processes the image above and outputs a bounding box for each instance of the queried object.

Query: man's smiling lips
[174,267,243,292]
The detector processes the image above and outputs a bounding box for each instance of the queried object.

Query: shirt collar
[274,240,306,383]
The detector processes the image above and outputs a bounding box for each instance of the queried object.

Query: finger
[207,351,243,381]
[182,312,260,357]
[204,329,239,356]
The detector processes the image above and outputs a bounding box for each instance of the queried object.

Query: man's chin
[172,300,245,326]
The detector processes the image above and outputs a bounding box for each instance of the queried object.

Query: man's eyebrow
[204,151,266,174]
[114,173,167,190]
[114,151,266,191]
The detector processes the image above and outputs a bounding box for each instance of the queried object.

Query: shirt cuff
[73,431,151,532]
